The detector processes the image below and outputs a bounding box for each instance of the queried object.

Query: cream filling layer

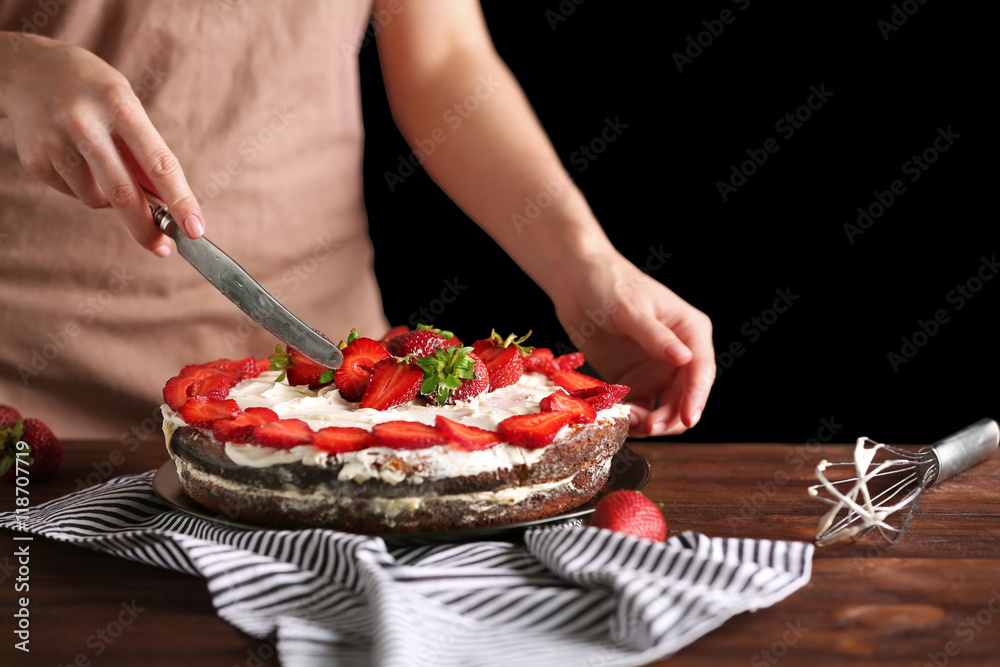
[181,461,588,519]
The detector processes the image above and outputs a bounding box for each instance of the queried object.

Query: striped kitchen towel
[0,471,813,667]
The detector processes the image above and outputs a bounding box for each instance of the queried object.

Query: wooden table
[2,439,998,666]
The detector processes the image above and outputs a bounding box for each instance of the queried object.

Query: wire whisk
[809,418,999,546]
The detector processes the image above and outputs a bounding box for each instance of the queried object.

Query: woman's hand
[0,33,203,255]
[551,252,716,437]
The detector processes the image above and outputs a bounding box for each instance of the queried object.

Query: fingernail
[649,419,667,436]
[152,244,171,257]
[183,213,204,237]
[665,342,692,364]
[689,408,702,428]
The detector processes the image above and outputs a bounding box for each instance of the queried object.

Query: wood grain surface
[1,439,998,666]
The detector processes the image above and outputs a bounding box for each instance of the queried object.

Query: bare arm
[373,1,715,435]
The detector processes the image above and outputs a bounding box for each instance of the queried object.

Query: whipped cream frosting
[162,370,629,484]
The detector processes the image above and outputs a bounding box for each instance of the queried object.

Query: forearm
[381,45,618,297]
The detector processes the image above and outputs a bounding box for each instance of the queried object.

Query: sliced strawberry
[189,374,232,401]
[372,421,449,450]
[163,376,196,411]
[552,369,606,392]
[206,356,258,379]
[179,364,241,384]
[251,418,313,449]
[360,357,423,410]
[523,347,555,375]
[497,411,573,448]
[385,325,461,358]
[470,330,532,391]
[213,407,279,444]
[434,415,501,451]
[416,346,488,405]
[539,391,597,424]
[570,384,630,410]
[180,398,241,428]
[551,352,586,373]
[313,426,379,454]
[335,337,391,401]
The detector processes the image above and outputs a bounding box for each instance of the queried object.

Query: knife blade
[149,200,343,369]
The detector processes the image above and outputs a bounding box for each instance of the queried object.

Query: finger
[628,314,693,367]
[80,134,171,254]
[51,149,110,208]
[115,115,204,239]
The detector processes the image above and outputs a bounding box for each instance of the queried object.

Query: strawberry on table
[335,333,392,401]
[589,490,667,542]
[360,357,423,410]
[213,407,280,444]
[1,412,63,481]
[313,426,380,454]
[416,346,488,405]
[251,418,314,449]
[497,411,573,448]
[0,405,21,428]
[180,398,241,428]
[385,324,462,358]
[470,330,533,391]
[434,415,501,451]
[539,391,597,424]
[372,420,449,449]
[269,344,336,390]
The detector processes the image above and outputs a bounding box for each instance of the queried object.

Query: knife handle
[149,204,175,234]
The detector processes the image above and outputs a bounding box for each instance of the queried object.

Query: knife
[148,197,343,369]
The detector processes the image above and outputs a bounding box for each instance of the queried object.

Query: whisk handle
[922,418,999,486]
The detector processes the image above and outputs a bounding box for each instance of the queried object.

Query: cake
[160,327,631,534]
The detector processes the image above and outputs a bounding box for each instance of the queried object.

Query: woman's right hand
[0,32,203,256]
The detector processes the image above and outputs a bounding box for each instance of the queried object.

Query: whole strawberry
[0,405,21,428]
[589,490,667,542]
[268,344,336,390]
[1,412,63,481]
[385,324,462,358]
[470,330,533,391]
[416,346,488,405]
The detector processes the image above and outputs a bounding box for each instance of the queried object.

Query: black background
[359,2,995,445]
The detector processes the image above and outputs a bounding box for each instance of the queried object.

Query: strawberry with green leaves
[269,344,336,390]
[470,330,533,391]
[416,345,488,405]
[1,407,63,481]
